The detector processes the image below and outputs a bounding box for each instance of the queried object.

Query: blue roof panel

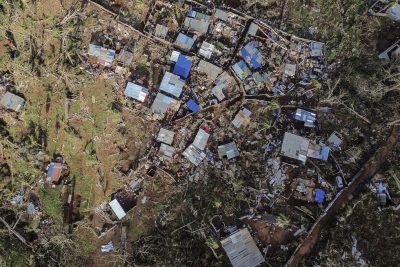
[315,189,326,204]
[186,99,200,113]
[173,54,193,79]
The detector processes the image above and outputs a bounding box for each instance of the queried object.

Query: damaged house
[0,91,25,112]
[88,44,115,67]
[221,228,264,267]
[183,126,211,166]
[218,142,239,159]
[151,93,180,119]
[281,132,330,164]
[183,10,211,35]
[294,108,316,128]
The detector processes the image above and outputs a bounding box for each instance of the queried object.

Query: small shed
[314,189,326,204]
[193,128,210,151]
[0,92,25,112]
[117,49,133,65]
[186,99,200,113]
[218,142,239,159]
[173,54,193,79]
[157,128,175,145]
[124,82,149,102]
[174,33,195,51]
[88,44,115,67]
[221,228,264,267]
[212,71,234,102]
[328,132,343,149]
[47,162,63,183]
[109,198,126,220]
[309,42,324,57]
[387,3,400,22]
[159,72,185,98]
[294,108,316,127]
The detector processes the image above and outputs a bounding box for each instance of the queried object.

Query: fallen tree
[285,125,400,267]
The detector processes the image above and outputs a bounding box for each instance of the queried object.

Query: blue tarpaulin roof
[173,54,193,79]
[186,99,199,112]
[315,189,325,204]
[240,42,264,69]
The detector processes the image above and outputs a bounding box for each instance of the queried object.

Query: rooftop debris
[88,44,115,67]
[240,41,265,70]
[183,10,210,34]
[0,91,25,112]
[124,82,149,102]
[294,108,316,128]
[232,108,252,129]
[101,241,114,252]
[232,60,252,80]
[186,99,200,113]
[174,33,195,52]
[221,228,264,267]
[281,133,330,163]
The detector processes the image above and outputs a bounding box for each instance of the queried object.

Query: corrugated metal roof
[150,93,180,119]
[183,144,206,166]
[124,82,148,102]
[157,128,175,145]
[294,108,316,127]
[174,33,195,51]
[214,9,230,21]
[218,142,239,159]
[0,92,25,112]
[193,128,210,151]
[47,162,63,183]
[281,132,310,163]
[159,72,185,98]
[109,199,126,220]
[159,143,175,158]
[221,228,264,267]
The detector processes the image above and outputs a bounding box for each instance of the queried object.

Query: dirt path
[285,125,400,267]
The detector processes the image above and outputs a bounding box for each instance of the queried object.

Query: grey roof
[248,22,259,36]
[197,60,223,81]
[155,24,168,39]
[150,93,180,119]
[157,128,175,145]
[184,17,210,34]
[183,144,206,166]
[212,71,234,102]
[198,41,215,59]
[328,132,343,147]
[159,143,175,158]
[387,3,400,21]
[117,49,133,65]
[174,33,195,51]
[193,128,210,151]
[159,72,185,98]
[221,228,264,267]
[232,108,252,128]
[284,63,297,77]
[214,9,231,21]
[124,82,148,102]
[0,92,25,112]
[281,132,310,163]
[218,142,239,159]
